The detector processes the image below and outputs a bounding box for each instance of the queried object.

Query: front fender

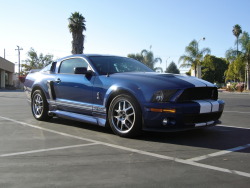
[103,83,146,109]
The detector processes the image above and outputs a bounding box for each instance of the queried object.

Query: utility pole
[15,45,23,77]
[247,63,250,90]
[195,37,206,78]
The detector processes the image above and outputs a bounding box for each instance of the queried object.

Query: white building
[0,56,15,88]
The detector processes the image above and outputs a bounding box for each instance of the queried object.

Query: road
[0,91,249,187]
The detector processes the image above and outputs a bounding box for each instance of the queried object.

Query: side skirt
[49,110,106,127]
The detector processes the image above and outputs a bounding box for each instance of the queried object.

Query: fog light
[170,119,176,125]
[162,118,176,126]
[162,118,169,126]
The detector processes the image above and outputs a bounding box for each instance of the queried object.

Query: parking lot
[0,91,249,187]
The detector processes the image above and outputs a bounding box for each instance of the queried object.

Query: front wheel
[31,90,51,121]
[108,94,142,137]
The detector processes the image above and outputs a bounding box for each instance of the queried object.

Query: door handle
[55,78,61,83]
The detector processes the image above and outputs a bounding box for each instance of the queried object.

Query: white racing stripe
[195,123,207,127]
[193,100,212,113]
[175,75,207,87]
[1,115,250,178]
[193,100,220,114]
[195,121,215,127]
[206,100,220,112]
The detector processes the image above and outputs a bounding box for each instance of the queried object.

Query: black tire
[31,90,51,121]
[108,94,142,137]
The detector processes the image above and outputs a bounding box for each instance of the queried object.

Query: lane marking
[0,116,102,144]
[218,125,250,130]
[1,115,250,178]
[0,143,99,157]
[224,111,250,114]
[187,144,250,162]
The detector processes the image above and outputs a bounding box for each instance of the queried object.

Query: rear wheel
[31,90,51,121]
[108,94,142,137]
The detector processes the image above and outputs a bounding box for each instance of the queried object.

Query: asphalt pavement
[0,91,249,187]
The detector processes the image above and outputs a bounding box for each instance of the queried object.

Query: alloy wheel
[111,99,136,134]
[32,93,44,118]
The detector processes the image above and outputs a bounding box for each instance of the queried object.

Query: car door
[53,57,94,115]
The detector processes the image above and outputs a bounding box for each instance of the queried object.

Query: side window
[59,58,88,74]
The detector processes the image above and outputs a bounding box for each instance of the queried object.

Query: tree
[225,48,238,63]
[179,40,211,77]
[202,55,228,83]
[225,56,245,82]
[128,48,162,70]
[238,31,250,90]
[22,48,54,74]
[155,67,164,73]
[127,53,144,63]
[68,12,86,54]
[232,24,242,55]
[165,61,180,74]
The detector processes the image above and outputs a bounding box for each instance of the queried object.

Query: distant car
[24,54,225,137]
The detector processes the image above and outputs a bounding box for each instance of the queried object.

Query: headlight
[151,90,177,103]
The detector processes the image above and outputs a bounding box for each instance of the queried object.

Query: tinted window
[89,56,153,75]
[59,58,88,74]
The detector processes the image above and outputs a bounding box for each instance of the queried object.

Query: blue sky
[0,0,250,72]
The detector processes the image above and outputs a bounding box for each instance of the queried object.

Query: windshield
[40,63,52,72]
[89,56,154,75]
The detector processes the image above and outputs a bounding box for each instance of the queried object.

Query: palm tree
[141,49,162,70]
[127,53,144,63]
[232,24,242,55]
[68,12,86,54]
[239,31,250,90]
[128,48,162,70]
[225,48,238,63]
[179,40,211,77]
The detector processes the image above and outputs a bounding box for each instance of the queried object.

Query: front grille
[184,112,222,124]
[177,87,218,102]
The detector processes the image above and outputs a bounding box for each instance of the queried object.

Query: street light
[195,37,205,78]
[199,37,205,42]
[15,45,23,77]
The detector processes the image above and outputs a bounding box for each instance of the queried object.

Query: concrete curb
[218,89,250,95]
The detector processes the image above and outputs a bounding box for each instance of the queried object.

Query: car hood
[109,72,215,90]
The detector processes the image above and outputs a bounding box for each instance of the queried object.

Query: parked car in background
[24,54,225,137]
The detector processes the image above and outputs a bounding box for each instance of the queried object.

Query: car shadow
[49,117,250,154]
[140,126,250,154]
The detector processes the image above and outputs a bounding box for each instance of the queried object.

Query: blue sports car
[24,54,224,137]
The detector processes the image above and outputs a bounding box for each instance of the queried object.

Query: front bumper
[142,99,225,132]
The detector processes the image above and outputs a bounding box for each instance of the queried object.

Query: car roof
[57,54,127,62]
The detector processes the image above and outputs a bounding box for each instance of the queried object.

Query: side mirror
[74,67,88,74]
[74,67,93,76]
